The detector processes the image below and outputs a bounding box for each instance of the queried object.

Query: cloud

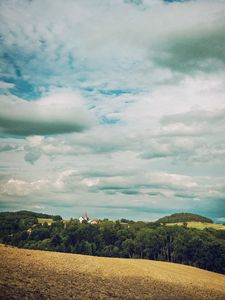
[22,126,136,164]
[82,171,198,195]
[0,178,49,196]
[139,105,225,164]
[140,137,195,160]
[0,170,192,197]
[0,143,19,152]
[0,92,95,136]
[0,169,78,196]
[158,107,225,138]
[1,0,224,94]
[21,102,225,167]
[160,108,225,128]
[154,18,225,72]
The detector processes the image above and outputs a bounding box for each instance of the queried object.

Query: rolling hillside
[1,245,225,299]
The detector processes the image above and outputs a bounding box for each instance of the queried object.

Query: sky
[0,0,225,222]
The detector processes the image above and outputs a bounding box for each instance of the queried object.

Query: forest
[0,211,225,275]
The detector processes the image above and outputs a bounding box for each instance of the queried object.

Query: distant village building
[89,218,99,225]
[79,211,99,224]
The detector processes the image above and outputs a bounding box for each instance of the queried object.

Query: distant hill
[156,213,213,224]
[0,210,62,239]
[1,245,225,300]
[0,210,62,221]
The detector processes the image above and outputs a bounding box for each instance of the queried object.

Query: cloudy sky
[0,0,225,222]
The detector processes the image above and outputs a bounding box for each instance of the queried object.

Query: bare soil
[1,244,225,300]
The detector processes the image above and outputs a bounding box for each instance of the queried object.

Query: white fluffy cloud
[0,168,79,196]
[1,178,49,196]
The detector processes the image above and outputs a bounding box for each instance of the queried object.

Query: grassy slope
[1,245,225,299]
[166,222,225,230]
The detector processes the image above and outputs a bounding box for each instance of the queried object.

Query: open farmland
[37,218,54,225]
[166,222,225,230]
[1,245,225,300]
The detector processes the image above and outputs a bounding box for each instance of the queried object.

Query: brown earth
[1,244,225,300]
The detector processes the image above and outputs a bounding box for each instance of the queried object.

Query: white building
[79,212,99,224]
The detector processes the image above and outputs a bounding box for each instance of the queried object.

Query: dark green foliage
[157,213,213,224]
[52,215,63,221]
[1,211,225,274]
[30,228,50,241]
[0,210,58,220]
[0,211,61,241]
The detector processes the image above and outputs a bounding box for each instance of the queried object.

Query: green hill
[0,210,62,240]
[156,213,213,224]
[0,210,62,220]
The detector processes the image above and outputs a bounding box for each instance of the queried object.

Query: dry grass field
[166,222,225,230]
[1,244,225,300]
[37,218,54,225]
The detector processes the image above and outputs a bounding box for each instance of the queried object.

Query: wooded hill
[156,213,213,224]
[0,210,61,235]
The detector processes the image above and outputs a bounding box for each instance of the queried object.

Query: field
[1,245,225,299]
[37,218,54,225]
[166,222,225,230]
